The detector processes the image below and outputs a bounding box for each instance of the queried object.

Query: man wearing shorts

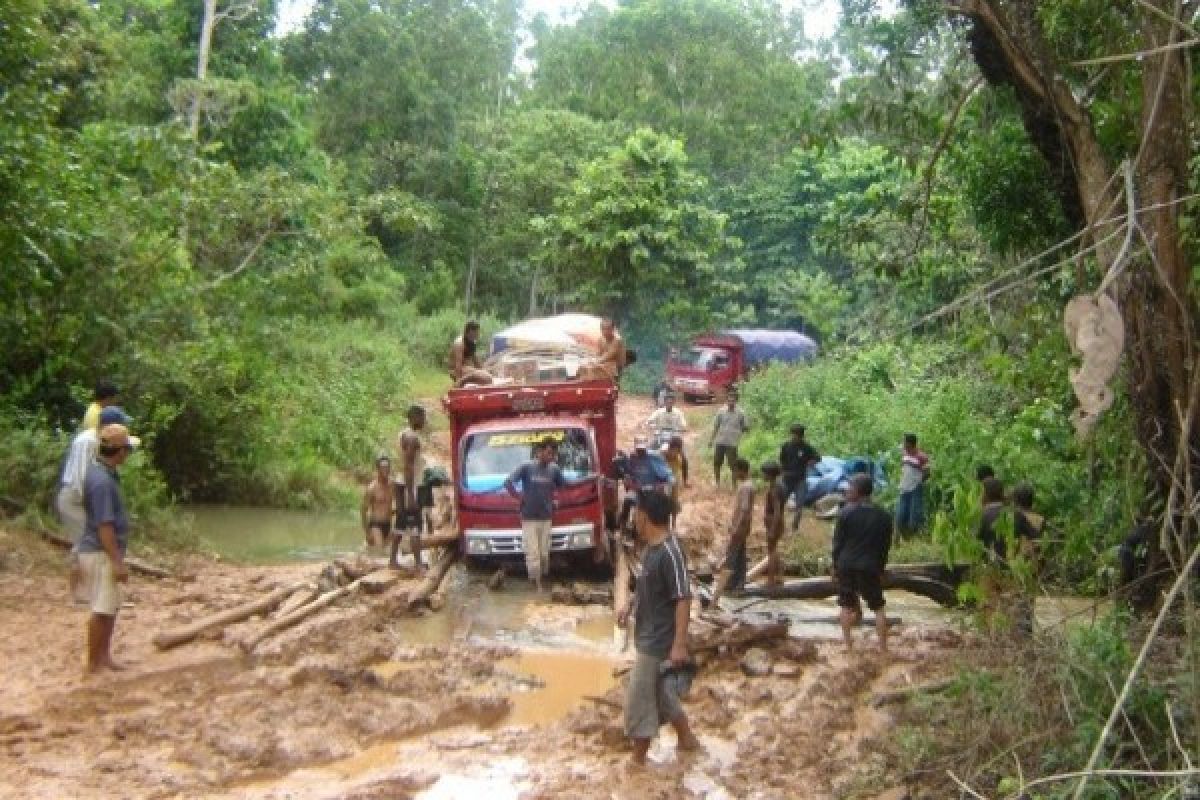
[618,489,699,766]
[392,405,428,570]
[832,473,893,654]
[709,391,748,488]
[77,423,136,674]
[711,458,755,606]
[361,455,394,549]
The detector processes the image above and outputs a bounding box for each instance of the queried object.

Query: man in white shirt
[58,406,134,545]
[644,392,688,440]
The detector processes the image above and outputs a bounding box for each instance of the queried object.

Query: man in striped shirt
[618,488,699,765]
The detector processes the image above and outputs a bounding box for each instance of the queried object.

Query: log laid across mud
[734,563,969,608]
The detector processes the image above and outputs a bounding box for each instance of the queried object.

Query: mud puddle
[715,592,957,639]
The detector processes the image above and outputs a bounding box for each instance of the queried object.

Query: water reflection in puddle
[414,757,529,800]
[499,650,617,727]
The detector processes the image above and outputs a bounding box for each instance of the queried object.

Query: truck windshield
[677,347,726,370]
[462,428,594,493]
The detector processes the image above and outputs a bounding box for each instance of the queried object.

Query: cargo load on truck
[723,329,818,368]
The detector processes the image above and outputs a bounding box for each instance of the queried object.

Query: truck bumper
[669,377,715,398]
[463,522,596,557]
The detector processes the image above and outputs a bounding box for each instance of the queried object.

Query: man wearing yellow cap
[76,423,137,674]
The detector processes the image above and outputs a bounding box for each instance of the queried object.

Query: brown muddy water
[187,505,365,564]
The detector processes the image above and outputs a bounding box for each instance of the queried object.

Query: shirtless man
[450,320,492,386]
[361,456,394,549]
[392,405,428,570]
[598,318,627,380]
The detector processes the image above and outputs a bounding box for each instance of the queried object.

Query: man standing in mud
[709,391,748,488]
[618,488,699,765]
[832,474,893,654]
[361,455,393,550]
[392,405,428,571]
[710,457,755,606]
[77,423,136,674]
[779,423,819,531]
[505,437,566,591]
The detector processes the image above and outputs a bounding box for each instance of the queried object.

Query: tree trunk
[952,0,1199,605]
[464,247,478,313]
[190,0,217,141]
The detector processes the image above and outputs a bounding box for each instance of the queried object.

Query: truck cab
[444,381,618,565]
[665,334,743,402]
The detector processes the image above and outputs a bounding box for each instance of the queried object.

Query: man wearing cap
[77,423,137,674]
[58,406,132,547]
[81,379,120,432]
[361,455,394,550]
[504,437,568,591]
[57,407,134,598]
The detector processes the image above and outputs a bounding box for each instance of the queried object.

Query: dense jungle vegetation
[2,0,1198,793]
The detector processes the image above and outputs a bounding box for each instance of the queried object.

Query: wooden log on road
[405,546,460,611]
[241,574,375,652]
[153,583,302,650]
[736,572,963,608]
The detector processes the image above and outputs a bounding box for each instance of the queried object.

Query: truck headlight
[468,539,491,555]
[571,531,593,548]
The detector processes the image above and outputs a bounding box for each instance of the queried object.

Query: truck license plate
[511,395,546,411]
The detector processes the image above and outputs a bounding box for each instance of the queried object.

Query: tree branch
[200,226,277,291]
[909,74,985,258]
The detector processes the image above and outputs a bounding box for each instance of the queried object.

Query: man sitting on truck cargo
[504,437,567,591]
[597,317,627,380]
[450,320,493,387]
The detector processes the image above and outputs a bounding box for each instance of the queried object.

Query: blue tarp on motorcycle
[804,456,887,505]
[721,329,819,369]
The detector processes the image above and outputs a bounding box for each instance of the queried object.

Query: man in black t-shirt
[617,489,699,766]
[779,424,819,531]
[831,474,893,654]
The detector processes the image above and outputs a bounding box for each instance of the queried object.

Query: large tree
[909,0,1199,599]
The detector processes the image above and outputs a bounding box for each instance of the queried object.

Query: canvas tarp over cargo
[721,329,818,368]
[490,314,605,356]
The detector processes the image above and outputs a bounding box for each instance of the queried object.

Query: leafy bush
[737,338,1140,589]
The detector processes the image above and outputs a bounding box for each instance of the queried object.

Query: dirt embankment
[0,394,966,800]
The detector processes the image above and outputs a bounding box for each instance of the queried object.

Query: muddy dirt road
[0,394,966,799]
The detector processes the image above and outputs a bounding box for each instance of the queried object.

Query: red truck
[665,329,818,402]
[443,379,618,565]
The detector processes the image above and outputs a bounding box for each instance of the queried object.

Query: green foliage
[528,0,831,178]
[538,128,735,325]
[737,336,1141,587]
